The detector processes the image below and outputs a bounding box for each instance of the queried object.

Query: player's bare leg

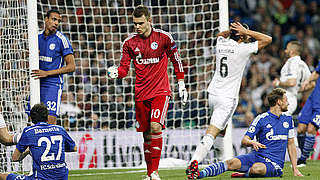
[47,115,56,124]
[247,163,267,177]
[0,173,8,180]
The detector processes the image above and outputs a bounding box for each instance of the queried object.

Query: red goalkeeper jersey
[118,28,184,101]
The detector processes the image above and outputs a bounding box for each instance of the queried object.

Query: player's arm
[272,78,296,87]
[241,135,266,151]
[108,41,131,79]
[12,148,30,162]
[216,30,230,38]
[31,54,75,79]
[301,71,319,91]
[287,138,303,176]
[231,22,272,50]
[166,37,188,106]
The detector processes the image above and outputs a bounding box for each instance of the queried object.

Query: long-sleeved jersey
[118,28,184,101]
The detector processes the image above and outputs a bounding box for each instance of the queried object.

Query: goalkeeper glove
[107,66,118,79]
[178,81,188,106]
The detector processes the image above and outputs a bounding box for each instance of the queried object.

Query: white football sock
[190,134,215,164]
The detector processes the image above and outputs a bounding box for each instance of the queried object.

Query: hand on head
[230,22,248,36]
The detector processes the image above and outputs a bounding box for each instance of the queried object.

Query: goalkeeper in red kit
[108,5,187,180]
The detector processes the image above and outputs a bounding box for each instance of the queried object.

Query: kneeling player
[0,103,77,180]
[187,88,303,179]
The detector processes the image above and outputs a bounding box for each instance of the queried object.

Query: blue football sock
[297,133,305,151]
[300,133,315,161]
[198,161,227,178]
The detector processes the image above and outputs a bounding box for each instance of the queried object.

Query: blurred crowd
[33,0,320,131]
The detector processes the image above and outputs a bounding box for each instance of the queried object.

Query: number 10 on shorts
[151,109,161,119]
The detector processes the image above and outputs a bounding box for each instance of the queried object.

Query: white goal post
[1,0,233,170]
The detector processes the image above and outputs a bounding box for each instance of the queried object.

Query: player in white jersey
[272,41,311,115]
[186,22,272,179]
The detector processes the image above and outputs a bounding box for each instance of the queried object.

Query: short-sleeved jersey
[38,30,73,85]
[279,56,311,96]
[207,36,258,98]
[17,122,76,180]
[245,111,295,168]
[117,28,184,101]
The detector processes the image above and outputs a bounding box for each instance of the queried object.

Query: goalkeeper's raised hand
[107,66,118,79]
[178,81,188,106]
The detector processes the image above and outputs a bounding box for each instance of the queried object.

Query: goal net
[0,0,29,172]
[1,0,230,170]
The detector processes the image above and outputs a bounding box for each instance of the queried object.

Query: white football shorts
[284,92,297,115]
[208,94,238,130]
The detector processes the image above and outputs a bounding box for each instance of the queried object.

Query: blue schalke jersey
[38,30,73,85]
[310,61,320,98]
[17,122,76,180]
[245,111,295,168]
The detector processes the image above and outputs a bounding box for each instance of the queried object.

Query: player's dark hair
[230,22,249,42]
[30,103,48,124]
[287,41,302,55]
[133,5,151,19]
[267,88,286,107]
[46,9,61,18]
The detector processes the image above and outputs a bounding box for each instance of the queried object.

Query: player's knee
[0,173,9,180]
[297,123,307,133]
[150,122,162,133]
[250,164,266,176]
[307,124,317,135]
[226,158,240,170]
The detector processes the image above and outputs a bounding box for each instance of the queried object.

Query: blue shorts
[40,83,63,117]
[25,83,63,117]
[235,152,283,177]
[298,93,320,129]
[7,174,33,180]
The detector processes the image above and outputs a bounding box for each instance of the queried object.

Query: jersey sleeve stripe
[56,31,69,49]
[251,112,268,126]
[153,28,174,43]
[120,33,136,59]
[174,51,184,72]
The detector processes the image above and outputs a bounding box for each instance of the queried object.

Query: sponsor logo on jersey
[39,56,53,62]
[170,44,177,50]
[266,129,288,140]
[136,57,159,65]
[267,124,272,128]
[49,43,55,50]
[282,122,289,128]
[151,42,158,50]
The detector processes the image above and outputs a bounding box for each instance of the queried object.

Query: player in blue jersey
[0,103,77,180]
[296,60,320,167]
[31,9,75,125]
[187,88,303,179]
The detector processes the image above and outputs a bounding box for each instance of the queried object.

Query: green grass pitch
[69,160,319,180]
